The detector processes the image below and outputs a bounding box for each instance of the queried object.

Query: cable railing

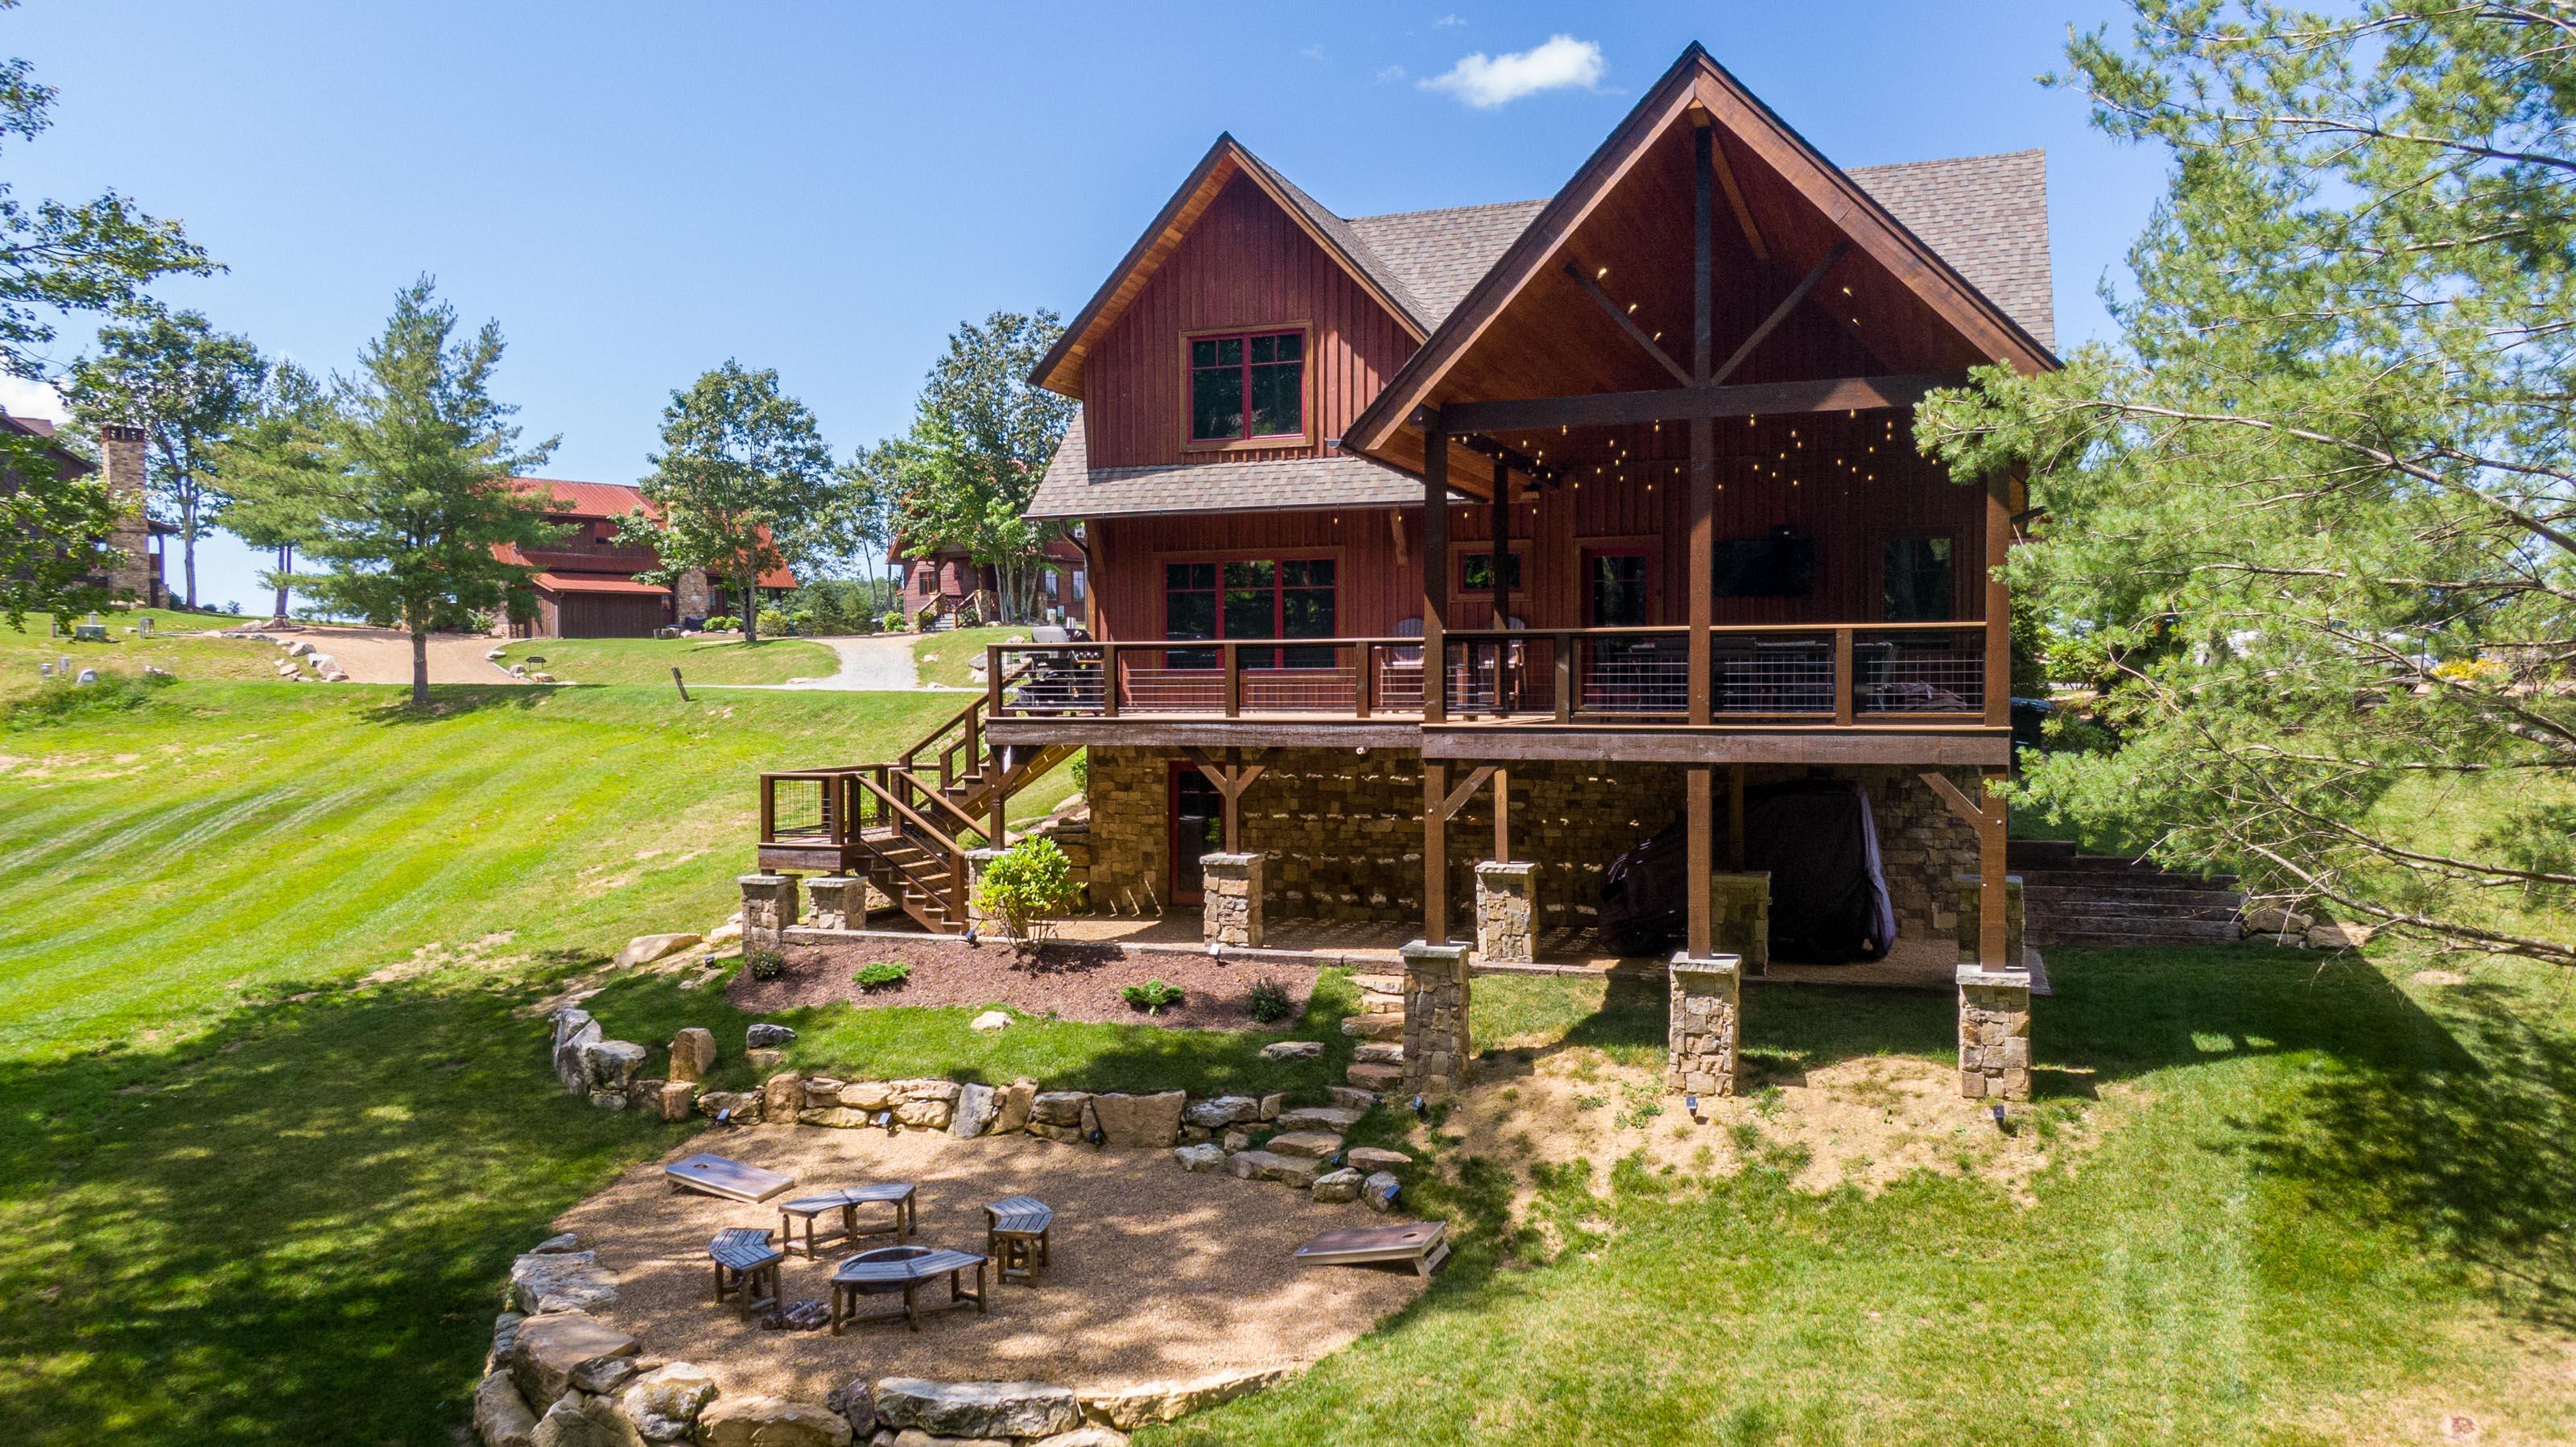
[987,622,1992,726]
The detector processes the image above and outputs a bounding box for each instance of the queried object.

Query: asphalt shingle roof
[1026,414,1426,520]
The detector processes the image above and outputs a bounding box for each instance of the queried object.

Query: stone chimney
[98,423,159,606]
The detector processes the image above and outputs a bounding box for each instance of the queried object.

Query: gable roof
[1024,411,1426,520]
[509,476,650,519]
[1029,135,1433,399]
[1344,44,2058,462]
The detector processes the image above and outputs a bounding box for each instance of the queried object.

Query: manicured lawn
[9,676,2575,1445]
[489,634,839,686]
[1154,953,2576,1446]
[912,624,1030,689]
[0,611,275,699]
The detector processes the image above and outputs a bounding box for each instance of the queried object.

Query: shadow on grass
[350,684,572,724]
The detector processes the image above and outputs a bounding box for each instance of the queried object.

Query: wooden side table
[983,1195,1054,1284]
[708,1226,782,1317]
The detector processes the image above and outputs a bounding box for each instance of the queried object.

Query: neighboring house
[893,533,1088,628]
[495,477,795,637]
[1,414,168,610]
[761,48,2052,1000]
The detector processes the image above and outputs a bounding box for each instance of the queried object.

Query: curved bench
[828,1246,988,1333]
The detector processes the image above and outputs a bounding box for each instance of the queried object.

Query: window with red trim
[1189,331,1305,442]
[1164,557,1335,668]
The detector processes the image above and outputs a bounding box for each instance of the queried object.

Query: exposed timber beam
[1564,260,1692,386]
[1699,106,1769,262]
[1711,241,1847,387]
[1454,432,1561,488]
[1435,764,1497,822]
[1443,372,1966,435]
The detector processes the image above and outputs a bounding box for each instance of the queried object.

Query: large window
[1585,550,1652,626]
[1189,330,1306,444]
[1164,557,1336,668]
[1882,537,1954,622]
[1458,549,1524,593]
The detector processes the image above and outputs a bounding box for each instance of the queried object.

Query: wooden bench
[665,1152,796,1204]
[828,1246,988,1334]
[776,1182,916,1258]
[982,1195,1054,1284]
[708,1226,783,1317]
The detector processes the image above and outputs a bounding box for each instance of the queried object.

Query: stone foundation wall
[1084,747,1983,945]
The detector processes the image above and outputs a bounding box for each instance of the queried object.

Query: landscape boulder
[617,933,701,969]
[1183,1095,1260,1128]
[970,1010,1011,1032]
[1352,1042,1403,1065]
[1274,1104,1362,1134]
[950,1082,997,1139]
[747,1023,797,1049]
[893,1097,952,1130]
[1225,1150,1323,1188]
[1257,1040,1323,1061]
[1172,1143,1225,1172]
[2307,920,2376,950]
[551,1009,602,1094]
[696,1089,762,1123]
[696,1395,855,1447]
[653,1080,697,1122]
[580,1040,648,1109]
[620,1362,719,1442]
[473,1370,539,1447]
[1362,1170,1402,1212]
[507,1311,638,1410]
[1090,1090,1185,1147]
[762,1073,805,1118]
[1346,1147,1408,1173]
[1264,1131,1343,1160]
[530,1393,643,1447]
[822,1379,876,1438]
[1344,1062,1402,1092]
[993,1080,1038,1134]
[1327,1085,1381,1110]
[1312,1168,1363,1204]
[873,1379,1082,1441]
[507,1251,621,1316]
[2241,906,2314,938]
[1029,1091,1089,1127]
[667,1027,717,1082]
[1078,1370,1293,1429]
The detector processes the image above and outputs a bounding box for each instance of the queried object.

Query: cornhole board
[665,1152,795,1204]
[1293,1222,1448,1278]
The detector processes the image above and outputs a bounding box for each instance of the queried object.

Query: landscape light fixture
[1409,1094,1427,1118]
[1086,1125,1106,1148]
[1991,1103,2008,1129]
[963,925,980,946]
[1685,1093,1700,1116]
[873,1109,894,1133]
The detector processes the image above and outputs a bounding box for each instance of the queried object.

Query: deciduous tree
[66,303,265,607]
[616,361,832,644]
[881,310,1075,622]
[1920,0,2576,961]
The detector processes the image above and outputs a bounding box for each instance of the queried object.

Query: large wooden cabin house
[497,478,797,638]
[758,46,2050,1015]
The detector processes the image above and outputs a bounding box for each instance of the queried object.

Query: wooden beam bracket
[1564,260,1692,386]
[1711,241,1847,387]
[1918,769,1988,827]
[1435,764,1497,823]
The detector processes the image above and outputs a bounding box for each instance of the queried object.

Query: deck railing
[987,622,1988,726]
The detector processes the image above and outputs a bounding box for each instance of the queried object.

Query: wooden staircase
[757,676,1078,935]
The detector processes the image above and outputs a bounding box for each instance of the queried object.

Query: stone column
[100,423,158,604]
[739,874,799,956]
[1200,852,1264,948]
[1472,861,1538,964]
[1709,871,1770,977]
[675,568,712,622]
[1666,953,1742,1098]
[1397,941,1471,1098]
[1957,964,2033,1099]
[805,875,862,930]
[1955,874,2026,965]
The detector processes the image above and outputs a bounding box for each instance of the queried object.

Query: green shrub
[4,668,177,729]
[702,614,739,632]
[974,837,1080,945]
[757,607,791,636]
[1121,978,1185,1015]
[853,961,910,991]
[881,609,907,633]
[1068,751,1089,791]
[1246,975,1294,1023]
[745,948,785,981]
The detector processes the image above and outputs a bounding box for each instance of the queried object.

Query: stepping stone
[1346,1062,1403,1090]
[1352,1042,1404,1065]
[1327,1085,1381,1110]
[1226,1149,1323,1187]
[1275,1105,1363,1133]
[1346,1147,1410,1172]
[1264,1131,1344,1160]
[1340,1015,1403,1040]
[1259,1040,1324,1060]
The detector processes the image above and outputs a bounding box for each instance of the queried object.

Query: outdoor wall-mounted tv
[1711,528,1815,597]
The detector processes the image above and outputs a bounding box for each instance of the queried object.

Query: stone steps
[2012,841,2245,949]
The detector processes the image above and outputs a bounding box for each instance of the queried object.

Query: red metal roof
[500,476,799,589]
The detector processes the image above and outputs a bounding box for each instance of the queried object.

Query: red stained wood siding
[1081,172,1421,469]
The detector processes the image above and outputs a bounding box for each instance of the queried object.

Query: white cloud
[1376,64,1407,83]
[1435,13,1468,25]
[1419,34,1604,109]
[1299,43,1325,60]
[0,373,67,423]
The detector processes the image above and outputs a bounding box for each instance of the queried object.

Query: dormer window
[1188,329,1305,444]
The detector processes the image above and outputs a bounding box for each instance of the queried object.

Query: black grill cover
[1596,779,1897,963]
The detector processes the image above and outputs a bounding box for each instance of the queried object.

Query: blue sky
[6,1,2160,610]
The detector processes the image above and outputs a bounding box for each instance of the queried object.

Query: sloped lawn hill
[2,666,2573,1442]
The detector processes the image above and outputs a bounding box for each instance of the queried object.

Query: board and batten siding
[1080,172,1421,470]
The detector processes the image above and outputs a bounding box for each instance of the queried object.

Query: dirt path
[711,632,921,691]
[277,626,520,685]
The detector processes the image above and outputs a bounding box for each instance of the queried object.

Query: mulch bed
[728,936,1321,1031]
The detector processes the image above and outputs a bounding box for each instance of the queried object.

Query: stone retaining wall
[1082,749,1980,944]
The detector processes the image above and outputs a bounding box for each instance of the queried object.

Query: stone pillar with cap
[1957,962,2033,1099]
[1200,852,1264,948]
[1472,861,1538,964]
[739,874,799,956]
[1666,953,1742,1098]
[1398,940,1471,1098]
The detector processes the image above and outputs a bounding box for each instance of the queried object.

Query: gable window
[1189,330,1305,444]
[1882,537,1954,622]
[1458,550,1524,593]
[1164,556,1336,668]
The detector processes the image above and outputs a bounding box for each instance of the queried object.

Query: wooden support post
[986,644,1004,718]
[1493,766,1510,862]
[1688,119,1715,730]
[1423,759,1448,945]
[1979,765,2010,967]
[1183,747,1270,858]
[1833,627,1856,727]
[1423,409,1450,725]
[1223,640,1241,719]
[1491,457,1512,710]
[1727,763,1746,871]
[1985,472,2013,730]
[1686,764,1712,957]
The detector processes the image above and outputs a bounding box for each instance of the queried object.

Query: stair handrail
[846,770,970,923]
[882,763,1005,845]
